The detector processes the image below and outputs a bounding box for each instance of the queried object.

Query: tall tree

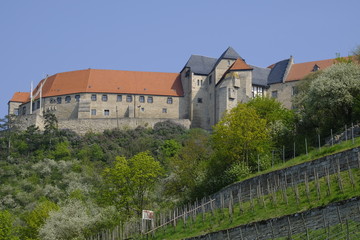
[295,62,360,134]
[102,151,163,218]
[211,103,271,172]
[247,97,295,148]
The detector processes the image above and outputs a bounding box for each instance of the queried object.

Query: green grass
[149,168,360,239]
[240,137,360,183]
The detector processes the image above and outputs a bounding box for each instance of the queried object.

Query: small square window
[50,98,56,103]
[65,96,71,103]
[117,95,122,102]
[147,96,153,103]
[126,95,133,102]
[91,109,96,116]
[102,95,108,102]
[91,94,97,101]
[167,97,173,104]
[139,96,145,103]
[141,107,145,112]
[162,108,167,113]
[197,98,203,103]
[57,97,62,104]
[271,90,278,98]
[75,95,80,102]
[104,110,110,116]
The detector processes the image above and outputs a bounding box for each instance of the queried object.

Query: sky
[1,0,359,118]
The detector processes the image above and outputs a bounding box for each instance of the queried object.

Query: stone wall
[57,118,191,135]
[268,81,298,109]
[187,197,360,240]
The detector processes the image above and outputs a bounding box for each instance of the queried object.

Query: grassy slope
[152,138,360,239]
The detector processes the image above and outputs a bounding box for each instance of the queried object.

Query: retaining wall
[187,197,360,240]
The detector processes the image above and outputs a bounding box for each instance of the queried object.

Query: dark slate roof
[250,65,271,87]
[219,47,243,60]
[184,55,217,75]
[267,59,290,85]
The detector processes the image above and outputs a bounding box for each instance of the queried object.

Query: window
[14,108,19,116]
[91,94,97,101]
[32,102,35,110]
[162,108,167,113]
[197,80,200,86]
[147,96,153,103]
[57,97,62,104]
[50,98,56,103]
[117,95,122,102]
[185,70,190,78]
[141,107,145,112]
[22,106,26,115]
[201,80,203,86]
[75,95,80,102]
[139,96,145,103]
[167,97,173,104]
[197,98,203,103]
[271,90,278,98]
[291,86,298,96]
[209,75,212,84]
[104,110,110,116]
[312,64,320,72]
[36,101,40,109]
[91,109,96,116]
[252,86,264,98]
[126,95,133,102]
[65,96,71,103]
[102,94,108,102]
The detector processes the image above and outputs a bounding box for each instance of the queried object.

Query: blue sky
[1,0,359,118]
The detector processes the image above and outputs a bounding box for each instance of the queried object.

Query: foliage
[211,103,272,172]
[247,97,295,148]
[0,210,18,240]
[38,199,114,240]
[165,129,212,202]
[101,151,163,218]
[21,199,59,240]
[295,62,360,135]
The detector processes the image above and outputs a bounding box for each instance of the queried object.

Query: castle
[8,47,337,134]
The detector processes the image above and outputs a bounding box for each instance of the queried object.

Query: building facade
[8,47,338,133]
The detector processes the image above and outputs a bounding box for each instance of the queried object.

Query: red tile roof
[10,69,183,103]
[9,92,30,103]
[286,58,336,82]
[229,58,253,71]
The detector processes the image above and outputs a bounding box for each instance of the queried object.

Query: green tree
[0,210,18,240]
[296,62,360,135]
[165,129,211,202]
[21,199,59,240]
[211,103,271,173]
[102,151,163,218]
[246,97,295,148]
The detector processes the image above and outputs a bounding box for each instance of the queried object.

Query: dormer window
[312,64,320,72]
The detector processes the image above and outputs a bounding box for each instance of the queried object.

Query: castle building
[8,47,338,133]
